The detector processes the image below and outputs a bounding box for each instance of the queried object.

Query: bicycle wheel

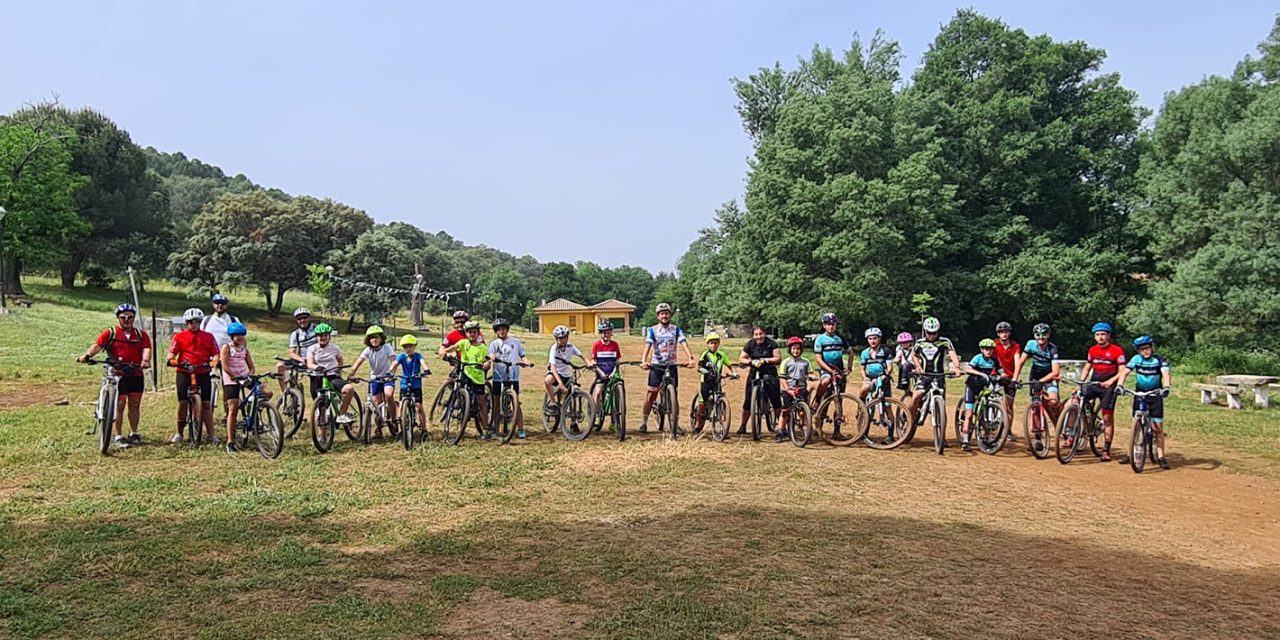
[865,397,911,450]
[343,391,363,441]
[185,395,203,446]
[711,398,730,443]
[1086,410,1106,458]
[817,393,868,446]
[1054,402,1082,464]
[1024,404,1051,460]
[255,403,285,459]
[311,400,335,453]
[930,395,946,455]
[494,389,518,444]
[280,387,305,438]
[561,388,595,441]
[1129,418,1148,474]
[788,401,811,448]
[953,400,965,446]
[97,386,115,455]
[540,394,561,434]
[976,401,1007,454]
[750,388,764,441]
[657,384,674,436]
[611,382,627,441]
[440,388,470,446]
[236,402,253,450]
[359,403,373,446]
[399,397,417,450]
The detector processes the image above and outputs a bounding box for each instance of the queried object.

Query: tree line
[662,10,1280,351]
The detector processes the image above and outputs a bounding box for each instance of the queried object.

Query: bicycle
[863,375,912,450]
[910,371,957,455]
[274,357,308,438]
[809,370,869,447]
[643,363,685,438]
[488,360,534,444]
[430,357,487,446]
[1055,379,1107,465]
[80,358,141,455]
[780,382,813,447]
[953,374,1009,454]
[1117,386,1167,474]
[309,365,359,454]
[351,373,397,445]
[398,370,432,450]
[543,359,597,442]
[232,373,286,459]
[689,364,737,443]
[597,361,640,442]
[170,361,209,447]
[1020,381,1056,460]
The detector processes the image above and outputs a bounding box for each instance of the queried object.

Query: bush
[1163,345,1280,377]
[82,265,111,289]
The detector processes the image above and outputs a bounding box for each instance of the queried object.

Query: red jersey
[169,329,220,374]
[95,326,151,377]
[592,340,622,376]
[994,340,1021,379]
[1086,343,1126,380]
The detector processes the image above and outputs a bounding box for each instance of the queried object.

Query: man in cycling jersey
[993,321,1021,434]
[1117,335,1172,469]
[167,308,220,444]
[908,317,963,420]
[439,310,474,358]
[1079,322,1126,461]
[813,312,848,401]
[276,307,316,393]
[201,293,239,422]
[1015,322,1062,422]
[858,327,893,400]
[639,303,694,433]
[77,303,152,448]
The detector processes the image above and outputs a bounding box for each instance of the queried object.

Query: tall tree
[327,228,416,324]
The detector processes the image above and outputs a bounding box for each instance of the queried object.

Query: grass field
[2,277,1279,639]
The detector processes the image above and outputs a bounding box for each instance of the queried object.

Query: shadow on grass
[2,506,1277,639]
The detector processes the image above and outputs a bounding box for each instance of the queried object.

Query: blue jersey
[860,346,891,378]
[1126,353,1169,391]
[813,333,847,370]
[1023,341,1060,379]
[396,352,425,389]
[968,353,1002,377]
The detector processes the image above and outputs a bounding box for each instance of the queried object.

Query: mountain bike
[81,358,141,455]
[810,370,869,446]
[741,365,778,442]
[309,365,358,453]
[1117,386,1167,474]
[274,357,308,437]
[430,357,486,445]
[780,385,812,447]
[1055,379,1107,464]
[690,364,737,443]
[170,361,208,447]
[645,363,684,438]
[232,373,285,459]
[489,360,534,444]
[911,371,957,455]
[953,374,1009,454]
[597,361,640,442]
[545,359,597,442]
[1020,381,1056,460]
[398,370,432,450]
[351,373,397,445]
[863,375,912,450]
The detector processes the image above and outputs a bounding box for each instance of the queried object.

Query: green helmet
[315,323,333,335]
[978,338,996,348]
[365,325,385,336]
[463,320,481,331]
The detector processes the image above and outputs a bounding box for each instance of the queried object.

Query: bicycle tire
[865,397,911,450]
[711,398,730,443]
[788,401,811,448]
[255,402,285,459]
[657,384,673,437]
[280,387,305,438]
[817,392,868,446]
[1055,403,1082,464]
[343,391,363,441]
[611,382,626,440]
[976,400,1007,455]
[953,399,965,446]
[1086,408,1106,458]
[185,394,203,446]
[931,395,946,455]
[399,398,417,450]
[540,394,561,434]
[1023,403,1051,460]
[494,389,517,444]
[359,402,373,445]
[1130,418,1148,474]
[98,385,115,456]
[440,387,470,446]
[688,396,705,439]
[750,386,764,442]
[237,401,253,450]
[562,388,595,441]
[311,400,335,453]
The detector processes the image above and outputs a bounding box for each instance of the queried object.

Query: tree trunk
[262,289,273,313]
[59,252,85,289]
[346,315,356,334]
[2,256,27,298]
[272,284,286,317]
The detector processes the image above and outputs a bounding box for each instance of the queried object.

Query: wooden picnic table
[1216,375,1278,408]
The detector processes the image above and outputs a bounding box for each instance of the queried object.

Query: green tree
[327,228,416,324]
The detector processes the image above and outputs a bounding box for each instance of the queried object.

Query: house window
[569,315,577,328]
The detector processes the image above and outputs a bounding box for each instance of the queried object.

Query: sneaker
[1100,450,1112,462]
[773,431,788,443]
[225,442,239,454]
[126,432,143,445]
[961,440,971,452]
[170,433,183,445]
[1006,432,1016,442]
[517,429,527,439]
[337,414,354,425]
[112,435,128,449]
[208,435,222,445]
[481,431,494,441]
[1117,454,1130,464]
[545,403,559,414]
[1158,457,1170,470]
[1032,440,1045,454]
[638,421,649,434]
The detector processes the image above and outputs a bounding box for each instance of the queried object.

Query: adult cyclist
[993,321,1021,437]
[1078,322,1126,461]
[167,308,220,444]
[276,307,316,393]
[908,317,963,422]
[439,309,473,358]
[77,303,152,448]
[639,302,694,434]
[1014,322,1062,423]
[813,312,849,403]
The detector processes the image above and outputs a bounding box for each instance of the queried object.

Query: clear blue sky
[3,1,1276,272]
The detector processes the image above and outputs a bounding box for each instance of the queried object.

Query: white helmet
[922,317,941,333]
[183,308,205,322]
[552,325,570,338]
[865,327,882,338]
[292,307,311,318]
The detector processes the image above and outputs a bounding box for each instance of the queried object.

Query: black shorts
[742,376,782,411]
[1134,395,1165,421]
[647,365,679,389]
[698,379,721,403]
[1082,381,1118,412]
[176,373,213,403]
[783,387,809,407]
[465,380,487,399]
[914,374,946,393]
[223,383,244,400]
[896,363,915,390]
[117,375,145,395]
[962,376,987,408]
[400,387,423,402]
[309,375,347,399]
[492,380,521,394]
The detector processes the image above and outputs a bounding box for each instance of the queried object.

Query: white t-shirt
[310,342,342,371]
[359,343,395,376]
[201,312,239,349]
[489,337,527,382]
[549,343,583,378]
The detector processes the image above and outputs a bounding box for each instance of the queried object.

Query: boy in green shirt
[693,333,735,431]
[443,320,490,435]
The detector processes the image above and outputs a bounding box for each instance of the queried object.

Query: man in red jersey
[167,308,221,445]
[1078,322,1126,461]
[77,303,152,448]
[993,321,1022,439]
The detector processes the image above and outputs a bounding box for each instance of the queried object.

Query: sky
[2,1,1277,272]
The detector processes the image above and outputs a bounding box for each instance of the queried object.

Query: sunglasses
[118,315,135,321]
[1034,333,1048,338]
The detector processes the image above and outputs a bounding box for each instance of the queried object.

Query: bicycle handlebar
[307,365,352,376]
[235,373,280,385]
[80,357,142,372]
[1116,386,1168,398]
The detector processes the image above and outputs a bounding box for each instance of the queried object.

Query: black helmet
[492,318,510,330]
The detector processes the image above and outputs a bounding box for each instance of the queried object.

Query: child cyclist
[350,325,397,437]
[959,338,1004,451]
[813,312,848,402]
[893,332,915,397]
[693,332,734,432]
[779,336,812,442]
[443,321,491,436]
[1117,335,1172,469]
[488,318,532,438]
[389,335,428,432]
[220,322,268,453]
[545,325,592,413]
[306,323,357,422]
[1015,323,1063,451]
[590,321,622,426]
[858,327,894,400]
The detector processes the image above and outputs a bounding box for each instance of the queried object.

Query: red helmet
[786,336,804,348]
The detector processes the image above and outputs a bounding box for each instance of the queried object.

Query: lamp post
[0,205,7,312]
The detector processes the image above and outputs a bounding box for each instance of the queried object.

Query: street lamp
[0,205,7,312]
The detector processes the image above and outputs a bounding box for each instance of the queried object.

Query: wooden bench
[1192,383,1244,410]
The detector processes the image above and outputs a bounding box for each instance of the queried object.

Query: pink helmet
[896,331,914,343]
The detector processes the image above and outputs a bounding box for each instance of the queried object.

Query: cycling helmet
[182,308,204,322]
[314,323,333,335]
[365,325,385,336]
[1133,335,1155,348]
[463,320,481,332]
[821,312,838,324]
[865,327,883,338]
[978,338,996,349]
[597,321,613,332]
[705,332,721,343]
[492,318,511,330]
[1033,323,1050,336]
[292,307,311,318]
[1091,322,1113,334]
[896,332,914,343]
[786,336,804,348]
[452,310,470,321]
[115,303,137,316]
[552,325,570,338]
[400,334,418,346]
[211,293,229,304]
[922,317,940,333]
[996,321,1012,332]
[227,322,247,336]
[655,302,672,314]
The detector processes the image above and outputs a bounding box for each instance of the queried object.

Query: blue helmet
[1132,335,1154,348]
[115,303,137,316]
[1091,322,1112,334]
[211,293,230,304]
[227,322,247,336]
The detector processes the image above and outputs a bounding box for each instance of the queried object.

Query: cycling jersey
[782,356,811,391]
[913,336,955,373]
[813,333,847,370]
[699,349,730,382]
[1023,341,1060,379]
[592,340,621,376]
[1087,343,1126,380]
[994,340,1021,378]
[96,326,151,376]
[967,353,1003,377]
[488,337,527,382]
[860,346,891,378]
[289,324,318,360]
[645,323,686,365]
[169,329,219,374]
[1126,353,1169,391]
[742,338,780,377]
